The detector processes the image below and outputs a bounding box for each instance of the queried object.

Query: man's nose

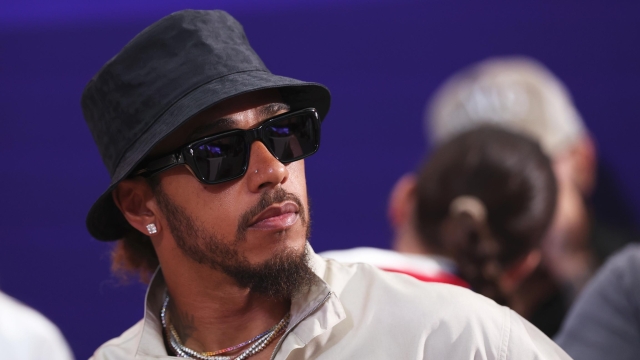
[245,141,288,192]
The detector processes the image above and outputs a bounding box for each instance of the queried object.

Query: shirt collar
[134,245,346,359]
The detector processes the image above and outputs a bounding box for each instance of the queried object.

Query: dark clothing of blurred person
[0,291,74,360]
[324,126,563,336]
[80,10,571,360]
[555,244,640,360]
[590,163,640,260]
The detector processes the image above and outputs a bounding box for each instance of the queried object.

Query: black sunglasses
[134,108,321,184]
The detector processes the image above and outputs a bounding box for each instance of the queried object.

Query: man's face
[149,89,315,297]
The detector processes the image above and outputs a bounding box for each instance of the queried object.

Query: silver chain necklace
[161,295,290,360]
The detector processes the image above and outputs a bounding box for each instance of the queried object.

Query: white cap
[426,56,586,156]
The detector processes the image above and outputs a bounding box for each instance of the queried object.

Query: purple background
[1,1,639,358]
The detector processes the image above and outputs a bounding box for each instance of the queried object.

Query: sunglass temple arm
[134,153,185,178]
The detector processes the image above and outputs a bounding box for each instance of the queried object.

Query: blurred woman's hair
[414,126,557,304]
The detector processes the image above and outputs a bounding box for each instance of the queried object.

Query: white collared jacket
[90,247,571,360]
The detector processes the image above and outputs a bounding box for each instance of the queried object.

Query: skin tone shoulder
[112,89,310,358]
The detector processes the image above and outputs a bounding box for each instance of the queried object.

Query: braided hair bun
[415,126,557,304]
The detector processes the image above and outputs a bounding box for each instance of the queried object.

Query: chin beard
[222,246,316,299]
[154,185,316,299]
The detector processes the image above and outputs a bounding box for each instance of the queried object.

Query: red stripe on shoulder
[380,267,470,288]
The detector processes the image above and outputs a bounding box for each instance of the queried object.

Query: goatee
[154,186,316,299]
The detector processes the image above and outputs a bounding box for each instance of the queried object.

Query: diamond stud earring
[146,223,158,235]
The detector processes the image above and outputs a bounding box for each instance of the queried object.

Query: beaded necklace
[160,295,290,360]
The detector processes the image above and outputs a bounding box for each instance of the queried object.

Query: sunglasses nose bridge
[245,125,278,160]
[244,126,261,148]
[247,126,263,143]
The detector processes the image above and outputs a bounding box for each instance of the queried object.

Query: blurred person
[554,244,640,360]
[414,126,562,332]
[81,10,571,360]
[0,290,74,360]
[426,56,639,299]
[324,126,564,335]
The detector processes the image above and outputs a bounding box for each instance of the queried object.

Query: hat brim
[87,70,330,241]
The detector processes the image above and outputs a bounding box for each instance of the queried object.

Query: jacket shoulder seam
[499,307,511,360]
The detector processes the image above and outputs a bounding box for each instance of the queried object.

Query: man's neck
[162,264,290,355]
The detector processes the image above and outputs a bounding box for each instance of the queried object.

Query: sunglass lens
[191,134,247,182]
[264,113,318,162]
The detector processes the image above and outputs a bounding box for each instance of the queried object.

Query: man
[82,10,570,359]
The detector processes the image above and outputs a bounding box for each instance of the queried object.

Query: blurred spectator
[324,126,562,335]
[0,290,74,360]
[554,244,640,360]
[426,56,638,300]
[412,127,557,304]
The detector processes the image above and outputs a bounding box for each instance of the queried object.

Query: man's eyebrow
[186,102,291,142]
[258,102,290,119]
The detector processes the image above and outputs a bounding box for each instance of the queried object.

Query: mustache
[237,187,306,235]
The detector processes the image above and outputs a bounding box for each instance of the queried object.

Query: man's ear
[388,173,417,230]
[499,250,542,294]
[112,178,160,236]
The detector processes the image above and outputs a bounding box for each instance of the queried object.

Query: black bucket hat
[81,9,331,241]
